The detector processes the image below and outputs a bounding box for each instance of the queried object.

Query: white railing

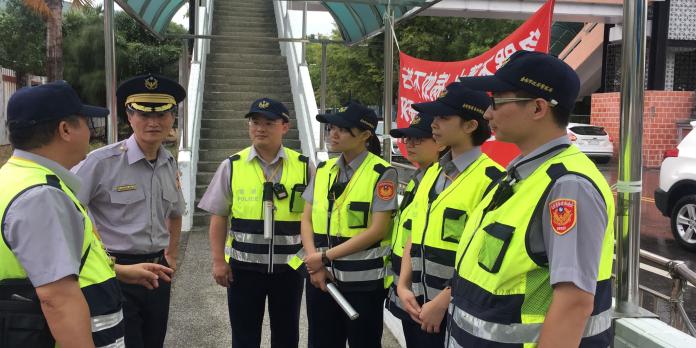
[272,1,321,164]
[178,0,214,232]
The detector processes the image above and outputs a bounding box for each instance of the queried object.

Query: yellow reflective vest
[311,152,392,292]
[0,156,124,347]
[448,146,614,348]
[409,153,503,303]
[224,147,309,273]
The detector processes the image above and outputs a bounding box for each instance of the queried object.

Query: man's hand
[304,251,324,275]
[418,291,449,333]
[164,249,178,273]
[116,263,173,290]
[309,267,332,292]
[212,260,232,287]
[397,284,422,324]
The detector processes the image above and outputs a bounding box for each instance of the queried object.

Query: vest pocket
[347,201,370,228]
[289,184,306,213]
[441,208,467,243]
[477,222,515,273]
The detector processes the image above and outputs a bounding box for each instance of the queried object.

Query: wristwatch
[321,250,331,265]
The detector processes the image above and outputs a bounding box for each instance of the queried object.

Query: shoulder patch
[549,198,577,235]
[317,161,327,169]
[485,166,505,182]
[373,163,387,175]
[298,155,309,163]
[229,154,241,161]
[376,180,395,200]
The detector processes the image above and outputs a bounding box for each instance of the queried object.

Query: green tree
[0,0,46,87]
[306,17,522,110]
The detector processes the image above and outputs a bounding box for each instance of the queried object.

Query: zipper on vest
[420,202,433,301]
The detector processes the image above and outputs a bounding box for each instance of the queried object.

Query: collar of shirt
[439,147,482,177]
[13,149,81,194]
[247,145,287,166]
[335,150,369,181]
[125,134,171,166]
[507,135,571,181]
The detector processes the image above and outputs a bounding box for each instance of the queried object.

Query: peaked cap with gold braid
[116,73,186,114]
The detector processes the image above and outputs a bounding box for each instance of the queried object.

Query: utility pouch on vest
[477,222,515,273]
[401,219,412,247]
[347,201,370,229]
[0,279,55,348]
[441,208,467,243]
[289,184,306,213]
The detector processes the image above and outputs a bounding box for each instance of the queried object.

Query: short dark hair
[514,90,570,128]
[9,115,82,150]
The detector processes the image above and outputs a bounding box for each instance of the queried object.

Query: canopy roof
[115,0,187,39]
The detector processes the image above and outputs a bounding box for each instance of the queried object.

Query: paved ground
[164,227,402,347]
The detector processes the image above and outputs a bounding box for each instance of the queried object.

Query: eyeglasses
[249,119,283,128]
[402,137,426,145]
[489,97,535,110]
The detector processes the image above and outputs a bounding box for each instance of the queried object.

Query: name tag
[115,184,137,192]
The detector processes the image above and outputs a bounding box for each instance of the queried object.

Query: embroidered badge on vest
[377,180,395,200]
[549,198,577,235]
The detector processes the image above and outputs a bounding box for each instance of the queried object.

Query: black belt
[110,250,164,264]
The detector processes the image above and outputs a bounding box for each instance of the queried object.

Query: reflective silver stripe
[388,287,406,311]
[97,337,125,348]
[411,281,443,300]
[425,259,454,280]
[91,309,123,333]
[451,305,613,344]
[411,256,423,272]
[225,246,232,257]
[335,246,389,261]
[230,249,296,264]
[329,266,387,282]
[232,231,301,245]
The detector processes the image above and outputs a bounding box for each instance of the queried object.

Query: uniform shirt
[434,147,482,194]
[509,136,607,295]
[72,135,186,254]
[3,150,85,286]
[198,146,315,216]
[302,150,399,212]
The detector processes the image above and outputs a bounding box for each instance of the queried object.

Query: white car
[654,120,696,252]
[567,123,614,164]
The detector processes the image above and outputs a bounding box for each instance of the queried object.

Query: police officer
[73,73,186,348]
[395,83,504,347]
[384,112,446,347]
[198,98,311,348]
[447,51,615,347]
[0,81,172,348]
[300,101,398,348]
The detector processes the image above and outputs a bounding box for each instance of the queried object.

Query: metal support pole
[179,39,189,150]
[382,8,394,162]
[301,2,308,66]
[104,0,118,144]
[615,0,648,315]
[319,42,328,151]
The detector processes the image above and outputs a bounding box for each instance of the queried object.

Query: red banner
[397,0,555,167]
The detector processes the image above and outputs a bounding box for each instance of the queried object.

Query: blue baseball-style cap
[245,97,290,121]
[411,82,491,120]
[7,80,109,130]
[390,113,434,139]
[458,50,580,112]
[316,101,378,131]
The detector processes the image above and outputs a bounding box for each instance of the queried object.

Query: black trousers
[306,285,387,348]
[227,268,304,348]
[401,315,446,348]
[114,252,170,348]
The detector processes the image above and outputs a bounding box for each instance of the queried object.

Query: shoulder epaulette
[373,163,387,175]
[229,154,241,161]
[317,161,327,169]
[298,155,309,163]
[485,166,505,182]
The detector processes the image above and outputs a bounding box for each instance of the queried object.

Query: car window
[569,126,607,136]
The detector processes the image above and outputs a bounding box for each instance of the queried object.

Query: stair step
[206,83,291,93]
[198,161,225,173]
[204,60,286,70]
[205,68,289,78]
[204,75,289,86]
[192,212,210,228]
[203,100,294,110]
[209,53,285,63]
[210,46,280,55]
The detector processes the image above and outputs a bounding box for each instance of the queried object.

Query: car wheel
[670,195,696,252]
[594,157,611,164]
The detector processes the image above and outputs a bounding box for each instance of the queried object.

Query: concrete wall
[591,91,695,168]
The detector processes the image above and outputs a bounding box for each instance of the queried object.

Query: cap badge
[258,100,270,109]
[338,106,348,112]
[411,115,421,125]
[144,76,158,90]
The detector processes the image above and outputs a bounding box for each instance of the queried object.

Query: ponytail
[367,132,381,156]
